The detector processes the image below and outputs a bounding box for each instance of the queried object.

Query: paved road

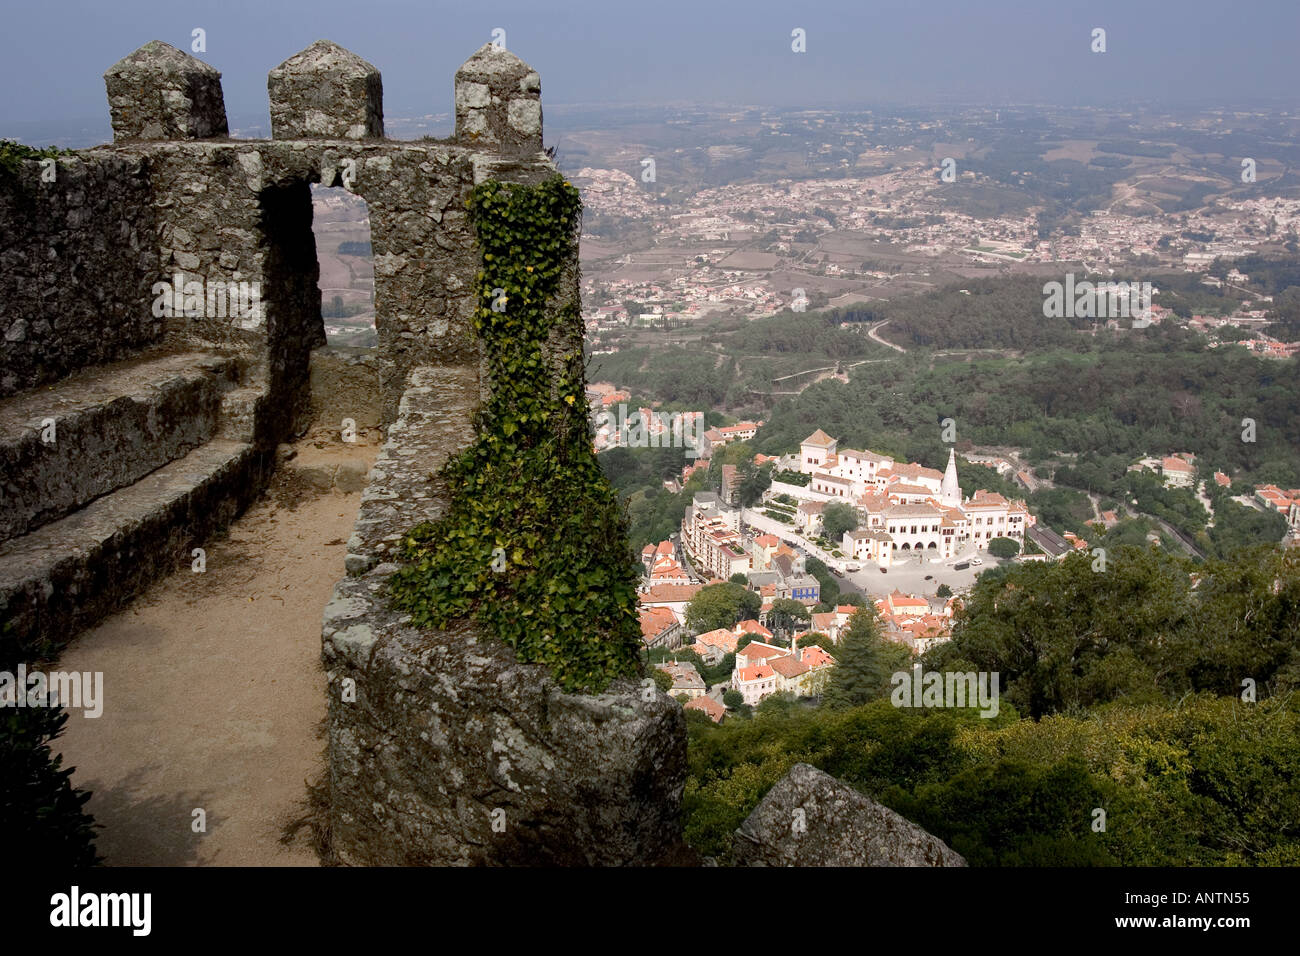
[844,544,999,601]
[1149,514,1205,559]
[1117,502,1206,559]
[741,507,1005,602]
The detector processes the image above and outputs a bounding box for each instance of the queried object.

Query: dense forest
[752,343,1300,486]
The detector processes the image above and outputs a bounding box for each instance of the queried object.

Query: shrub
[0,691,99,866]
[0,139,69,175]
[682,694,1300,865]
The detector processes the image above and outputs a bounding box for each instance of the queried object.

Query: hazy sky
[3,0,1298,132]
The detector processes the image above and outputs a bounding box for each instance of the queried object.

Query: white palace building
[791,429,1031,567]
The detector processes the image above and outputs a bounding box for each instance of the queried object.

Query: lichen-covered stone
[0,438,267,663]
[268,39,384,140]
[104,41,228,141]
[323,369,687,865]
[21,134,560,425]
[0,350,240,544]
[733,763,967,867]
[454,44,543,154]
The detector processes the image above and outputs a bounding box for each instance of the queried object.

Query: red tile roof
[684,695,726,722]
[799,646,836,668]
[737,641,789,662]
[694,628,739,653]
[637,606,678,641]
[770,656,810,678]
[641,583,702,603]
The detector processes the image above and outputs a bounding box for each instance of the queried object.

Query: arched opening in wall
[311,184,375,348]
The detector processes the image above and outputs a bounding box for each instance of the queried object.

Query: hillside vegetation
[685,546,1300,864]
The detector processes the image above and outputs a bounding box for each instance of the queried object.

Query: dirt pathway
[867,320,907,353]
[52,456,374,866]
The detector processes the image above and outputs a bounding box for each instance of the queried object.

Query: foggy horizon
[3,0,1299,139]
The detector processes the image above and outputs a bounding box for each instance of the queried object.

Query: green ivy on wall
[388,176,644,693]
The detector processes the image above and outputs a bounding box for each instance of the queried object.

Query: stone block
[104,41,228,141]
[733,763,967,866]
[454,44,543,153]
[323,572,687,866]
[268,40,384,140]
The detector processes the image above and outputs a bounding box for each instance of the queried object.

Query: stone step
[0,438,266,662]
[0,348,243,544]
[217,384,267,442]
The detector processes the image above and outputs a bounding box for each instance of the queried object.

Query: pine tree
[822,608,912,709]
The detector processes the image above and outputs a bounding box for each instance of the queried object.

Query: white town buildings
[793,430,1029,561]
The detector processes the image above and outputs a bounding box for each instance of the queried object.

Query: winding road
[867,320,907,353]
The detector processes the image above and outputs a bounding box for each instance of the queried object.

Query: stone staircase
[0,345,271,661]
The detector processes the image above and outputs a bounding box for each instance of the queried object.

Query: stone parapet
[322,367,687,865]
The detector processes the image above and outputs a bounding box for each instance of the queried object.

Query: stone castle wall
[0,37,689,865]
[323,368,686,865]
[1,39,557,423]
[0,154,160,398]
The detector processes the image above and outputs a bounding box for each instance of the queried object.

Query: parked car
[830,567,844,577]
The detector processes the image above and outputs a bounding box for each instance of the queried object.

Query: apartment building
[681,492,752,581]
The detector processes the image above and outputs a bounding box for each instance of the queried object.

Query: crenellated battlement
[5,39,560,417]
[0,37,565,647]
[99,37,542,153]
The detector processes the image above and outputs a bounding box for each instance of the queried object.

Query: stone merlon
[103,40,229,141]
[268,39,384,140]
[454,43,543,153]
